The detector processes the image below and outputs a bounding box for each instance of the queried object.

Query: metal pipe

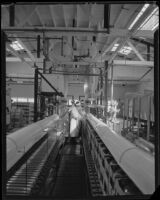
[137,96,141,137]
[110,62,114,103]
[100,69,103,105]
[8,2,155,5]
[2,27,108,34]
[9,5,15,26]
[146,96,151,141]
[37,35,41,58]
[104,61,108,122]
[154,29,160,189]
[34,68,38,122]
[147,44,150,61]
[104,4,110,34]
[7,36,62,40]
[1,31,6,195]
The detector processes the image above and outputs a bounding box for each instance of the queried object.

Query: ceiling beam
[108,6,156,64]
[113,60,153,67]
[15,37,36,62]
[131,37,154,47]
[6,43,25,62]
[36,8,45,26]
[6,56,154,68]
[6,57,43,62]
[18,6,37,27]
[101,37,120,57]
[62,5,67,27]
[113,5,124,27]
[127,40,145,61]
[49,5,56,27]
[2,26,154,38]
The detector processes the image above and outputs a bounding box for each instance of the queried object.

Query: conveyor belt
[6,135,58,196]
[52,138,89,198]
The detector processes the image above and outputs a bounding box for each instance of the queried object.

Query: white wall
[67,84,84,100]
[8,83,34,98]
[6,62,36,76]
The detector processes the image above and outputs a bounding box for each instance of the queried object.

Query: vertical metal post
[123,100,125,130]
[147,95,151,141]
[100,69,103,105]
[126,99,129,131]
[154,29,160,189]
[37,35,41,58]
[111,62,114,105]
[9,5,15,26]
[1,31,6,195]
[68,111,71,138]
[147,44,150,61]
[34,68,38,122]
[104,4,110,34]
[137,96,141,137]
[104,61,108,122]
[132,98,135,131]
[61,36,63,56]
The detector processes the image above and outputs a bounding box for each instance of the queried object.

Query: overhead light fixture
[111,43,119,52]
[128,4,150,30]
[119,46,132,55]
[10,41,24,51]
[138,7,159,30]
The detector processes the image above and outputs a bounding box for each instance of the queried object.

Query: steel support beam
[131,37,153,47]
[104,61,108,122]
[37,70,63,96]
[154,29,160,189]
[9,5,15,26]
[110,62,114,103]
[1,31,6,195]
[34,68,38,122]
[147,44,150,61]
[100,69,103,105]
[127,40,145,61]
[104,4,110,33]
[37,35,41,58]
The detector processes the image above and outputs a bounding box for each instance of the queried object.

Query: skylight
[138,7,159,31]
[128,4,150,30]
[111,43,119,51]
[10,41,24,51]
[119,46,132,55]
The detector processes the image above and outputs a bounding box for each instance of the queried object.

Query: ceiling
[1,3,158,89]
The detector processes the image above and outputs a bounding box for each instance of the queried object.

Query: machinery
[6,106,155,197]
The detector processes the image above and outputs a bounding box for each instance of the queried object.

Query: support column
[137,96,141,137]
[9,5,15,26]
[154,29,159,189]
[147,44,150,61]
[104,61,108,122]
[147,95,151,141]
[34,68,38,122]
[100,69,103,105]
[1,31,6,195]
[37,35,41,58]
[110,62,114,104]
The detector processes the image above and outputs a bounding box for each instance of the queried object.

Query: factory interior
[1,2,159,199]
